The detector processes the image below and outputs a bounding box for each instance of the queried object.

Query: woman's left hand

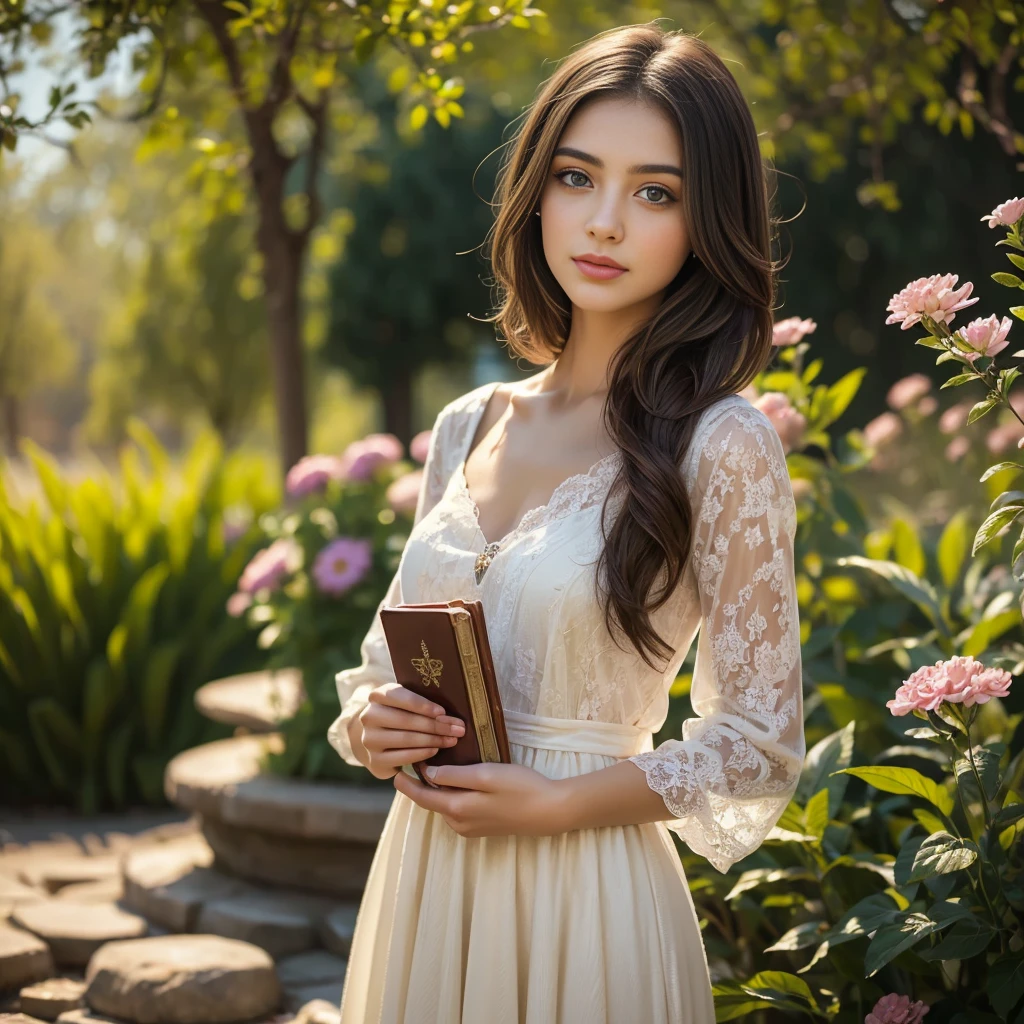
[392,762,571,838]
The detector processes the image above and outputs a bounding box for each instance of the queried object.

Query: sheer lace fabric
[327,382,804,874]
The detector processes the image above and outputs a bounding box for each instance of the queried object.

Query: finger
[423,763,494,790]
[372,746,441,768]
[393,769,460,814]
[367,705,465,737]
[370,683,448,719]
[364,728,458,752]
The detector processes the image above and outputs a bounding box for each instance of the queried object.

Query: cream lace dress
[327,381,805,1024]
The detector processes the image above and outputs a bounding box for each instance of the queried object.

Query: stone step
[194,671,304,733]
[18,978,86,1021]
[10,903,148,968]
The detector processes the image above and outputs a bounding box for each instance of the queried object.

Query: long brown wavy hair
[481,23,783,672]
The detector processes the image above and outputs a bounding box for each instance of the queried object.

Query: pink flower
[311,536,373,596]
[865,993,930,1024]
[864,411,903,448]
[916,395,938,417]
[886,655,1013,716]
[772,316,818,347]
[238,538,302,594]
[341,433,404,482]
[960,314,1012,364]
[386,469,423,514]
[885,274,979,331]
[887,373,932,411]
[986,420,1024,454]
[285,454,347,498]
[226,591,253,618]
[754,392,807,453]
[945,436,970,462]
[939,401,971,434]
[981,197,1024,229]
[409,429,432,464]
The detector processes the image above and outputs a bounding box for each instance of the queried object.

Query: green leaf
[820,368,867,426]
[865,912,948,976]
[1009,254,1024,272]
[802,893,903,972]
[906,831,979,882]
[937,511,970,588]
[919,914,996,960]
[967,396,1000,424]
[993,271,1024,288]
[834,556,944,628]
[711,972,825,1020]
[1009,306,1024,321]
[763,921,827,953]
[941,372,978,388]
[981,461,1023,482]
[989,954,1024,1017]
[804,788,829,839]
[796,721,856,817]
[833,765,954,815]
[974,504,1024,554]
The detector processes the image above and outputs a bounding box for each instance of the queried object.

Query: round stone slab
[194,671,303,732]
[85,935,280,1024]
[12,901,148,967]
[0,922,54,991]
[19,977,87,1019]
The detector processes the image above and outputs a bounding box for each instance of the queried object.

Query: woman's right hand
[349,682,466,779]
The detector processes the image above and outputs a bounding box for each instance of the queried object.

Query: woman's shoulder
[681,392,784,486]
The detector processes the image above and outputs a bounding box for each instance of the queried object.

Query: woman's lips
[572,258,626,280]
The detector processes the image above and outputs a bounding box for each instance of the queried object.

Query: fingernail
[424,766,437,779]
[450,723,465,735]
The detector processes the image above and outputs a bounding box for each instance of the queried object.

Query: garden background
[1,2,1023,1023]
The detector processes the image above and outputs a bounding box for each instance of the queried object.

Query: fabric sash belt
[503,709,654,758]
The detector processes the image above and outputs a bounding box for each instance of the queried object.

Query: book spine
[451,610,501,763]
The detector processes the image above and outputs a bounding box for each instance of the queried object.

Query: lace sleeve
[627,404,805,874]
[326,407,452,766]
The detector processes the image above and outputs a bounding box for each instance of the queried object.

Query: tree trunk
[261,236,308,472]
[381,363,413,448]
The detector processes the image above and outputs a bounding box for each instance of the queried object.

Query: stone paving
[0,813,357,1024]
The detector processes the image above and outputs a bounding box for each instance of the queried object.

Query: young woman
[327,22,805,1024]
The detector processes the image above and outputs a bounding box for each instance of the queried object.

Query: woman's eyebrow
[552,146,683,179]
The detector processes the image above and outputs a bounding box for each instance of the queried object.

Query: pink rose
[311,536,373,596]
[754,392,807,453]
[887,655,1013,716]
[945,436,970,462]
[226,591,253,618]
[916,395,938,416]
[864,411,903,448]
[865,993,930,1024]
[960,314,1012,363]
[772,316,817,347]
[341,433,404,482]
[981,196,1024,229]
[938,401,971,434]
[886,373,931,411]
[409,429,432,464]
[386,469,423,514]
[886,274,979,331]
[238,538,302,594]
[986,421,1024,454]
[285,454,347,498]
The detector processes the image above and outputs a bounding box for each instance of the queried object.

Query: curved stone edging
[164,735,394,845]
[194,671,304,733]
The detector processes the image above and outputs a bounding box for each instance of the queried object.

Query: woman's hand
[350,682,465,780]
[392,761,571,838]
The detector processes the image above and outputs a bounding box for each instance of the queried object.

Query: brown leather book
[379,598,511,789]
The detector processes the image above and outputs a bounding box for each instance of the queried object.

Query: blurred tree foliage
[0,0,548,474]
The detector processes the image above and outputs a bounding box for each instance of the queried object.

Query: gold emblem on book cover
[410,639,443,688]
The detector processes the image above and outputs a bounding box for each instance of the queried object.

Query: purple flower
[238,538,302,594]
[286,454,347,498]
[340,433,404,482]
[312,537,373,596]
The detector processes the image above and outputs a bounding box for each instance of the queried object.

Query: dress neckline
[454,380,621,551]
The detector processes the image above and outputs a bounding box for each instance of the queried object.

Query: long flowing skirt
[337,712,717,1024]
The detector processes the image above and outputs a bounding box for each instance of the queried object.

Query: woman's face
[538,96,691,316]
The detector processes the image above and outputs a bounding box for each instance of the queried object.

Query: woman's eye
[554,170,674,205]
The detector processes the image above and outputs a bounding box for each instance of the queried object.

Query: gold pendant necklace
[474,541,503,584]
